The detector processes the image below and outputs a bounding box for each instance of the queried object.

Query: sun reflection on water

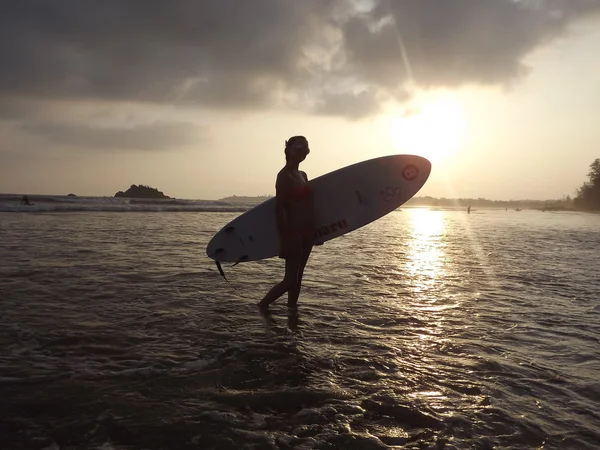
[405,209,447,295]
[391,209,477,416]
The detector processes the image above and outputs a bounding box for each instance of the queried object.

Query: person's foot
[257,301,269,310]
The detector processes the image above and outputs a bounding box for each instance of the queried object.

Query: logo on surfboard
[380,186,401,203]
[315,219,348,239]
[402,164,419,181]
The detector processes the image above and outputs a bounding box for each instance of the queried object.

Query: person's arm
[274,173,289,236]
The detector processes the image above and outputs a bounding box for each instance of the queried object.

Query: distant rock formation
[114,184,171,199]
[67,193,77,197]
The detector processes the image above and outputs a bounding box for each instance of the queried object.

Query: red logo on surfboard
[402,164,419,181]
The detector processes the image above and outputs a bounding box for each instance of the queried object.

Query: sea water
[0,207,599,449]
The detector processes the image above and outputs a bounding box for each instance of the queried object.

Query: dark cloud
[0,0,599,120]
[0,1,335,106]
[20,121,202,152]
[343,0,600,89]
[0,98,41,121]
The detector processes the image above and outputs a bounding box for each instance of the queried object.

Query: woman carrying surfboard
[258,136,315,309]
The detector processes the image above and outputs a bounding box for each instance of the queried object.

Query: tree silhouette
[574,159,600,210]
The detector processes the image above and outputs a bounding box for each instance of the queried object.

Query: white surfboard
[207,154,431,263]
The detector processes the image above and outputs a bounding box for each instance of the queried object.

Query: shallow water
[1,209,599,449]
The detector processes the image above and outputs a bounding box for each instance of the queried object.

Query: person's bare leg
[258,281,289,309]
[287,244,312,307]
[258,258,300,309]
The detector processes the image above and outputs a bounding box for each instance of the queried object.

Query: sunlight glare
[388,95,467,164]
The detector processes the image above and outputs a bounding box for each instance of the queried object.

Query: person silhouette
[258,136,315,309]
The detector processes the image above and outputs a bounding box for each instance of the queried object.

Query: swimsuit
[286,184,312,202]
[281,183,315,256]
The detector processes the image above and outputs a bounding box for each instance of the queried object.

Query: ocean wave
[0,195,258,213]
[0,204,253,213]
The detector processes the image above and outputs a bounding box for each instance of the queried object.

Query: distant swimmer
[20,195,31,206]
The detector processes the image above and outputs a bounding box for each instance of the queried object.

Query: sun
[388,95,467,164]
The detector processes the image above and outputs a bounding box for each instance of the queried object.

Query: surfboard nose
[414,155,432,178]
[416,154,432,168]
[408,154,432,171]
[389,154,432,184]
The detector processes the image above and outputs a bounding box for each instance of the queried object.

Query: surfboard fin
[215,261,236,290]
[232,255,248,267]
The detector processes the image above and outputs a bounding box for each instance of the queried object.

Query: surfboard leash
[215,260,237,290]
[208,247,234,289]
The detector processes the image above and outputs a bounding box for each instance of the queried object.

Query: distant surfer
[258,136,316,309]
[20,195,31,206]
[467,205,471,214]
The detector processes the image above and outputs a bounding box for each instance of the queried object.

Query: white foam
[181,358,216,370]
[96,442,120,450]
[199,410,245,425]
[0,195,259,213]
[231,429,277,448]
[41,444,60,450]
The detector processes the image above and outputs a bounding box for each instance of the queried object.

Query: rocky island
[114,184,171,199]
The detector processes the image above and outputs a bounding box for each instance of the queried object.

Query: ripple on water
[0,210,599,448]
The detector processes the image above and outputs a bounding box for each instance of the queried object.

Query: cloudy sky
[1,0,599,200]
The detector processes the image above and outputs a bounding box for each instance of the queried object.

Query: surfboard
[207,154,431,263]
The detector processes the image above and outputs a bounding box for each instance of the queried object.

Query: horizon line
[0,192,574,203]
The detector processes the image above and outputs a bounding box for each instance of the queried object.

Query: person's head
[284,136,310,163]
